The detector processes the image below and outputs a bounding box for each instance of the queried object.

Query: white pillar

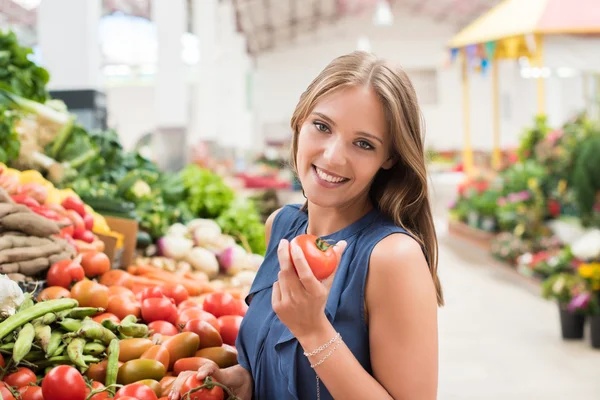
[217,0,253,150]
[38,0,102,90]
[152,0,189,171]
[189,0,219,147]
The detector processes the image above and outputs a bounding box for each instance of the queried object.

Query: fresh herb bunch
[0,30,49,103]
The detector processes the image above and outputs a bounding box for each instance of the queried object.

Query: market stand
[449,0,600,173]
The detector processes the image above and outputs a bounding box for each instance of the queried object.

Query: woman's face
[296,85,394,209]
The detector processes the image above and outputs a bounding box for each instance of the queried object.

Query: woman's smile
[312,165,350,188]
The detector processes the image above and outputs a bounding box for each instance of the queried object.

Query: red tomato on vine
[290,234,338,280]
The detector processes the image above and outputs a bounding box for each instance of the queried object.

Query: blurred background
[1,0,600,398]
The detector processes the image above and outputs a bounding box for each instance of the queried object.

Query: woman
[177,51,443,400]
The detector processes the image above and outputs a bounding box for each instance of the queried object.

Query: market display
[448,113,600,347]
[0,30,268,398]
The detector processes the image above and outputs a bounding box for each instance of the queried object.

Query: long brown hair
[289,51,444,306]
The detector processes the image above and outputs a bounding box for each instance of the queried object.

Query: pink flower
[547,129,563,144]
[497,197,507,206]
[568,292,591,312]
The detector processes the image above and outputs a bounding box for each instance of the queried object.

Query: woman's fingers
[168,371,196,400]
[290,242,321,294]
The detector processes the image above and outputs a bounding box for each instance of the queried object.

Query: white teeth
[316,167,346,183]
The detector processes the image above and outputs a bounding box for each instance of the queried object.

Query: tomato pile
[0,262,248,399]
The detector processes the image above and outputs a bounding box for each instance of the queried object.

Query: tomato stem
[183,376,243,400]
[315,237,333,252]
[84,384,123,400]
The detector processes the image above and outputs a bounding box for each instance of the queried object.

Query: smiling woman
[187,51,442,400]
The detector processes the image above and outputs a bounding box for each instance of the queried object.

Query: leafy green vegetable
[180,165,234,218]
[217,198,266,255]
[0,30,49,102]
[0,104,20,164]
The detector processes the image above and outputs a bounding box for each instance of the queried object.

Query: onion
[218,245,251,275]
[156,236,194,260]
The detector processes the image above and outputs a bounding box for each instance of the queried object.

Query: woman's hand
[272,238,347,340]
[168,361,253,400]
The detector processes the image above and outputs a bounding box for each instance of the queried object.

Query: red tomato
[141,287,165,300]
[0,352,4,368]
[217,315,243,346]
[60,223,75,238]
[114,383,158,400]
[10,194,40,208]
[46,258,85,289]
[61,196,86,218]
[142,297,178,325]
[290,234,338,280]
[81,251,111,278]
[178,299,201,311]
[18,386,44,400]
[65,209,86,237]
[42,365,87,400]
[83,213,95,230]
[92,313,121,324]
[203,292,241,318]
[75,230,95,244]
[161,284,189,305]
[148,320,179,336]
[178,308,219,331]
[106,295,141,321]
[86,381,110,400]
[4,367,37,387]
[180,375,224,400]
[0,382,15,400]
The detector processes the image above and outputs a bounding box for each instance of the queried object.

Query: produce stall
[0,29,266,399]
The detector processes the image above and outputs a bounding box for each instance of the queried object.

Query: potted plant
[577,262,600,348]
[542,272,593,340]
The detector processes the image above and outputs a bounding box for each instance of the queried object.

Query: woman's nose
[322,137,346,166]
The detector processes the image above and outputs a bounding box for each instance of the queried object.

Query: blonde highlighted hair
[289,51,444,306]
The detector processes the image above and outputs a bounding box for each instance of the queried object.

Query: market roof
[449,0,600,48]
[2,0,504,55]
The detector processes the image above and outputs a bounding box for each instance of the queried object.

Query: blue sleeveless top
[236,204,413,399]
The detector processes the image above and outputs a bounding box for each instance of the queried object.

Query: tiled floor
[433,174,600,400]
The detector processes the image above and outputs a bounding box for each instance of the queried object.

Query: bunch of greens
[180,165,235,218]
[0,104,20,163]
[217,198,266,255]
[0,30,49,103]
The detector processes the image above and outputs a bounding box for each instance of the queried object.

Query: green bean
[67,337,87,369]
[78,319,117,345]
[33,322,51,353]
[0,342,14,351]
[105,339,119,396]
[0,299,78,341]
[13,323,35,364]
[45,330,63,357]
[83,342,106,356]
[101,319,119,332]
[17,293,34,312]
[118,323,148,338]
[36,355,100,369]
[58,318,83,332]
[66,307,105,319]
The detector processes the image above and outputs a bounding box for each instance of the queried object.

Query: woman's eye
[356,140,374,150]
[314,122,330,133]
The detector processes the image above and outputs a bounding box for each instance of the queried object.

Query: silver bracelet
[303,332,341,357]
[310,338,343,368]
